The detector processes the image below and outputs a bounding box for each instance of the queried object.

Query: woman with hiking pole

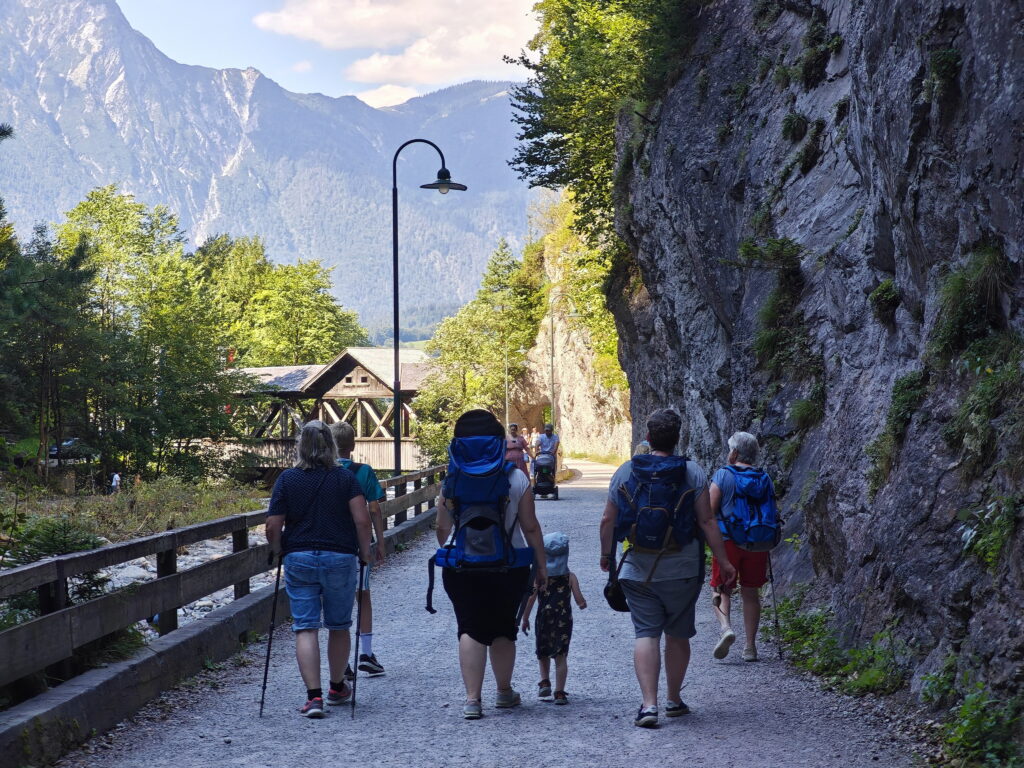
[265,420,373,718]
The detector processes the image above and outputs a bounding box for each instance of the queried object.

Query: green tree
[244,259,368,366]
[509,0,700,245]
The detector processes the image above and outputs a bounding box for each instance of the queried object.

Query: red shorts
[710,540,768,589]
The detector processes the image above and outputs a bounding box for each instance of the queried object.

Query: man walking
[531,423,560,477]
[329,421,387,677]
[600,409,736,728]
[709,431,773,662]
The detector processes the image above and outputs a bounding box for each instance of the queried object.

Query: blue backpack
[426,435,534,613]
[614,454,697,554]
[719,465,781,552]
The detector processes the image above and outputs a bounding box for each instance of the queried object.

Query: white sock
[359,633,373,656]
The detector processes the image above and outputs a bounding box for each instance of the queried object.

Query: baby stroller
[533,451,559,500]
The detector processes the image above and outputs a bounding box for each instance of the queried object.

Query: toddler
[521,532,586,703]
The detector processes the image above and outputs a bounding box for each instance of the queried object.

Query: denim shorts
[283,551,358,632]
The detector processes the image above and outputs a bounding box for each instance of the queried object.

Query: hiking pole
[767,553,783,660]
[259,551,283,718]
[351,560,366,720]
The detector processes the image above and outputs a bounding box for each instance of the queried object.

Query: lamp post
[391,139,466,476]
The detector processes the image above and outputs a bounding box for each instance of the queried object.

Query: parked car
[48,438,98,460]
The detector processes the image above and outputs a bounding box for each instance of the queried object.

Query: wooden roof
[236,347,430,398]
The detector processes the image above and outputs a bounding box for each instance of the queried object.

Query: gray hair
[329,421,356,454]
[728,431,760,464]
[295,420,337,470]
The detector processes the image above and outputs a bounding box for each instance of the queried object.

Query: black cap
[454,409,504,438]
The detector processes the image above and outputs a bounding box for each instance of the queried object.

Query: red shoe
[326,683,351,705]
[299,696,325,718]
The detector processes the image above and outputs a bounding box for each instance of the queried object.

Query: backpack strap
[425,554,438,614]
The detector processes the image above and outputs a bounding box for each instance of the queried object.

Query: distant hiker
[709,432,781,663]
[265,420,372,718]
[110,471,120,494]
[634,440,652,456]
[329,421,387,678]
[531,422,560,479]
[432,409,547,720]
[505,422,530,477]
[521,531,586,704]
[599,408,736,728]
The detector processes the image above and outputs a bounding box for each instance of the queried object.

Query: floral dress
[535,574,573,659]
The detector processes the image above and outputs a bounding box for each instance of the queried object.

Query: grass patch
[770,587,906,695]
[798,21,843,89]
[957,494,1021,572]
[929,246,1011,367]
[773,65,792,89]
[0,477,265,543]
[790,382,825,431]
[834,95,850,123]
[781,111,809,141]
[565,450,629,466]
[796,118,826,174]
[865,369,929,498]
[869,278,901,322]
[753,0,782,30]
[921,654,959,706]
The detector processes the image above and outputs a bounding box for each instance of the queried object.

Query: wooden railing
[0,465,444,692]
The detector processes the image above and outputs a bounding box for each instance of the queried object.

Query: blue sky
[117,0,535,106]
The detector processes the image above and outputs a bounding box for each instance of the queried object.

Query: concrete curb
[0,508,438,768]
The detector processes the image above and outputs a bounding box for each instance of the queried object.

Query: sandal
[553,690,569,705]
[538,679,553,700]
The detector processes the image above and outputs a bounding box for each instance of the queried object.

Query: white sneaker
[713,629,736,659]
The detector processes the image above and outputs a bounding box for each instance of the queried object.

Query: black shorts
[442,567,531,645]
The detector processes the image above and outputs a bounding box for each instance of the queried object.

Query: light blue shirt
[534,432,559,454]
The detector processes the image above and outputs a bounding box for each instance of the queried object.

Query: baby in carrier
[520,532,587,703]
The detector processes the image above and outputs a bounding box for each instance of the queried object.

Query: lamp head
[421,166,467,194]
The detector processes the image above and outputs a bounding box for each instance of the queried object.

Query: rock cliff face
[516,309,631,460]
[611,0,1023,693]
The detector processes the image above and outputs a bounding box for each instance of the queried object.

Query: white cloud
[291,60,313,72]
[253,0,535,85]
[355,83,420,108]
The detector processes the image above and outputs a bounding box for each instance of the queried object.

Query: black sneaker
[326,682,351,706]
[665,701,691,717]
[357,653,385,676]
[344,664,355,682]
[299,697,325,718]
[634,705,658,728]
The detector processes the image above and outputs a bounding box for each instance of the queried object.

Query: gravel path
[56,460,919,768]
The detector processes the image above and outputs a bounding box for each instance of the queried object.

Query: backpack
[719,465,781,552]
[613,454,697,555]
[425,435,534,612]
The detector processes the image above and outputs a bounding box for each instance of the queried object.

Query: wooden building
[231,347,430,471]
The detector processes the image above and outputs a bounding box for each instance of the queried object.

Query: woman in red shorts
[708,431,771,662]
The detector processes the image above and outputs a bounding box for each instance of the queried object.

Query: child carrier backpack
[614,454,697,558]
[425,435,534,613]
[720,465,781,552]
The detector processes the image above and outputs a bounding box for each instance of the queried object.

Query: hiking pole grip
[259,552,283,718]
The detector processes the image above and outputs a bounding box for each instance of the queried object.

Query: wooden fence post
[232,529,250,600]
[413,477,422,517]
[156,547,178,636]
[37,562,73,681]
[394,479,408,526]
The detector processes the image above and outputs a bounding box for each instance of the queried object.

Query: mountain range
[0,0,530,337]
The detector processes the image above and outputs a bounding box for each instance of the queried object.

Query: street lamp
[391,139,466,476]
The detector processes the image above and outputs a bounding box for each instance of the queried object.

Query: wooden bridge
[227,347,431,472]
[0,465,444,766]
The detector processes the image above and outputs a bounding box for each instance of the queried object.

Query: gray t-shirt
[608,459,708,582]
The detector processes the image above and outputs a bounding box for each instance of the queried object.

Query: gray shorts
[620,577,702,639]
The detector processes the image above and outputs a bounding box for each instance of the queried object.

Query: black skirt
[442,567,531,645]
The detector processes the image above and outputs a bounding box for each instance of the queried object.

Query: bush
[790,381,826,431]
[921,48,962,103]
[773,65,792,89]
[957,495,1021,572]
[929,246,1010,366]
[944,683,1022,767]
[921,654,959,706]
[869,278,901,322]
[782,111,809,141]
